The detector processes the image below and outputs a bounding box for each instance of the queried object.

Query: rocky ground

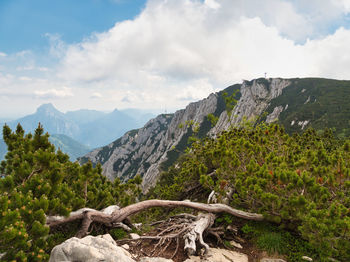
[49,228,292,262]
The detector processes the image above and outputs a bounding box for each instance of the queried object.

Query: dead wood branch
[47,200,263,235]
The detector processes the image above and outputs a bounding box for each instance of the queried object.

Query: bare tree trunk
[184,213,215,256]
[47,200,263,257]
[47,199,262,236]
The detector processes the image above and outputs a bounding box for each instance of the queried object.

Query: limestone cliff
[210,78,290,134]
[81,77,350,191]
[80,93,219,191]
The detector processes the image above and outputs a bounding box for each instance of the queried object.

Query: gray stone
[129,233,140,239]
[260,258,287,262]
[266,106,284,123]
[301,256,313,261]
[49,234,135,262]
[229,240,243,249]
[139,257,174,262]
[212,78,290,134]
[184,248,248,262]
[122,244,130,250]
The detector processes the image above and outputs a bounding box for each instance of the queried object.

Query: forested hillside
[81,78,350,191]
[1,122,349,261]
[0,124,141,261]
[1,78,350,261]
[151,123,350,261]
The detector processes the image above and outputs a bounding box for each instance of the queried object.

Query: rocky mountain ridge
[81,91,219,190]
[1,104,155,148]
[81,77,350,191]
[81,78,297,191]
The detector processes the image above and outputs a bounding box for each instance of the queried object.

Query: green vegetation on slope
[49,134,91,161]
[161,84,241,172]
[0,138,6,161]
[264,78,350,138]
[151,124,350,261]
[0,124,141,261]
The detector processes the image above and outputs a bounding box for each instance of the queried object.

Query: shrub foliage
[0,124,141,261]
[152,123,350,260]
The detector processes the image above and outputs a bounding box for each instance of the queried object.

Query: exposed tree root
[47,199,263,255]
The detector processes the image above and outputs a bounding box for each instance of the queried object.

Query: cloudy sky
[1,0,350,118]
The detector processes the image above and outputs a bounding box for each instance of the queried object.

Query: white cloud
[333,0,350,12]
[204,0,221,10]
[2,0,350,116]
[90,92,103,99]
[15,50,32,57]
[16,66,35,71]
[38,67,49,72]
[0,52,7,57]
[16,65,50,72]
[34,87,73,99]
[46,33,67,58]
[51,0,350,111]
[19,76,32,81]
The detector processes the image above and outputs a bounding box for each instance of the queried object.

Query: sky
[1,0,350,118]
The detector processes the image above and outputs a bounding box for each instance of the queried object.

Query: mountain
[121,109,158,126]
[0,135,90,162]
[65,109,106,125]
[6,103,80,138]
[1,104,155,149]
[0,139,6,161]
[78,109,142,148]
[80,78,350,191]
[49,134,91,161]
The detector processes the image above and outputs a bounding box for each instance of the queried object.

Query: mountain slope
[262,78,350,138]
[49,134,91,161]
[82,78,350,191]
[0,135,90,162]
[79,109,140,148]
[0,139,6,161]
[7,103,80,138]
[65,109,106,125]
[2,104,155,149]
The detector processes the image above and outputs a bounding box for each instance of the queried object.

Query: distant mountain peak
[36,103,60,115]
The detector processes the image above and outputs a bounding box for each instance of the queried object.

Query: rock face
[184,248,248,262]
[81,78,291,191]
[49,234,135,262]
[81,77,350,190]
[49,234,250,262]
[211,78,290,134]
[139,258,174,262]
[81,92,219,192]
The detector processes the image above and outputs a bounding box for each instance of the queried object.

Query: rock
[122,244,130,250]
[130,233,140,239]
[81,92,219,193]
[260,259,287,262]
[184,248,248,262]
[229,240,243,249]
[233,236,245,243]
[133,222,143,229]
[302,256,313,261]
[139,257,174,262]
[266,106,284,123]
[81,78,291,191]
[227,225,238,234]
[212,78,290,134]
[49,234,135,262]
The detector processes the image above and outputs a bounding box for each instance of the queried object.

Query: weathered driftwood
[184,213,215,255]
[47,199,263,253]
